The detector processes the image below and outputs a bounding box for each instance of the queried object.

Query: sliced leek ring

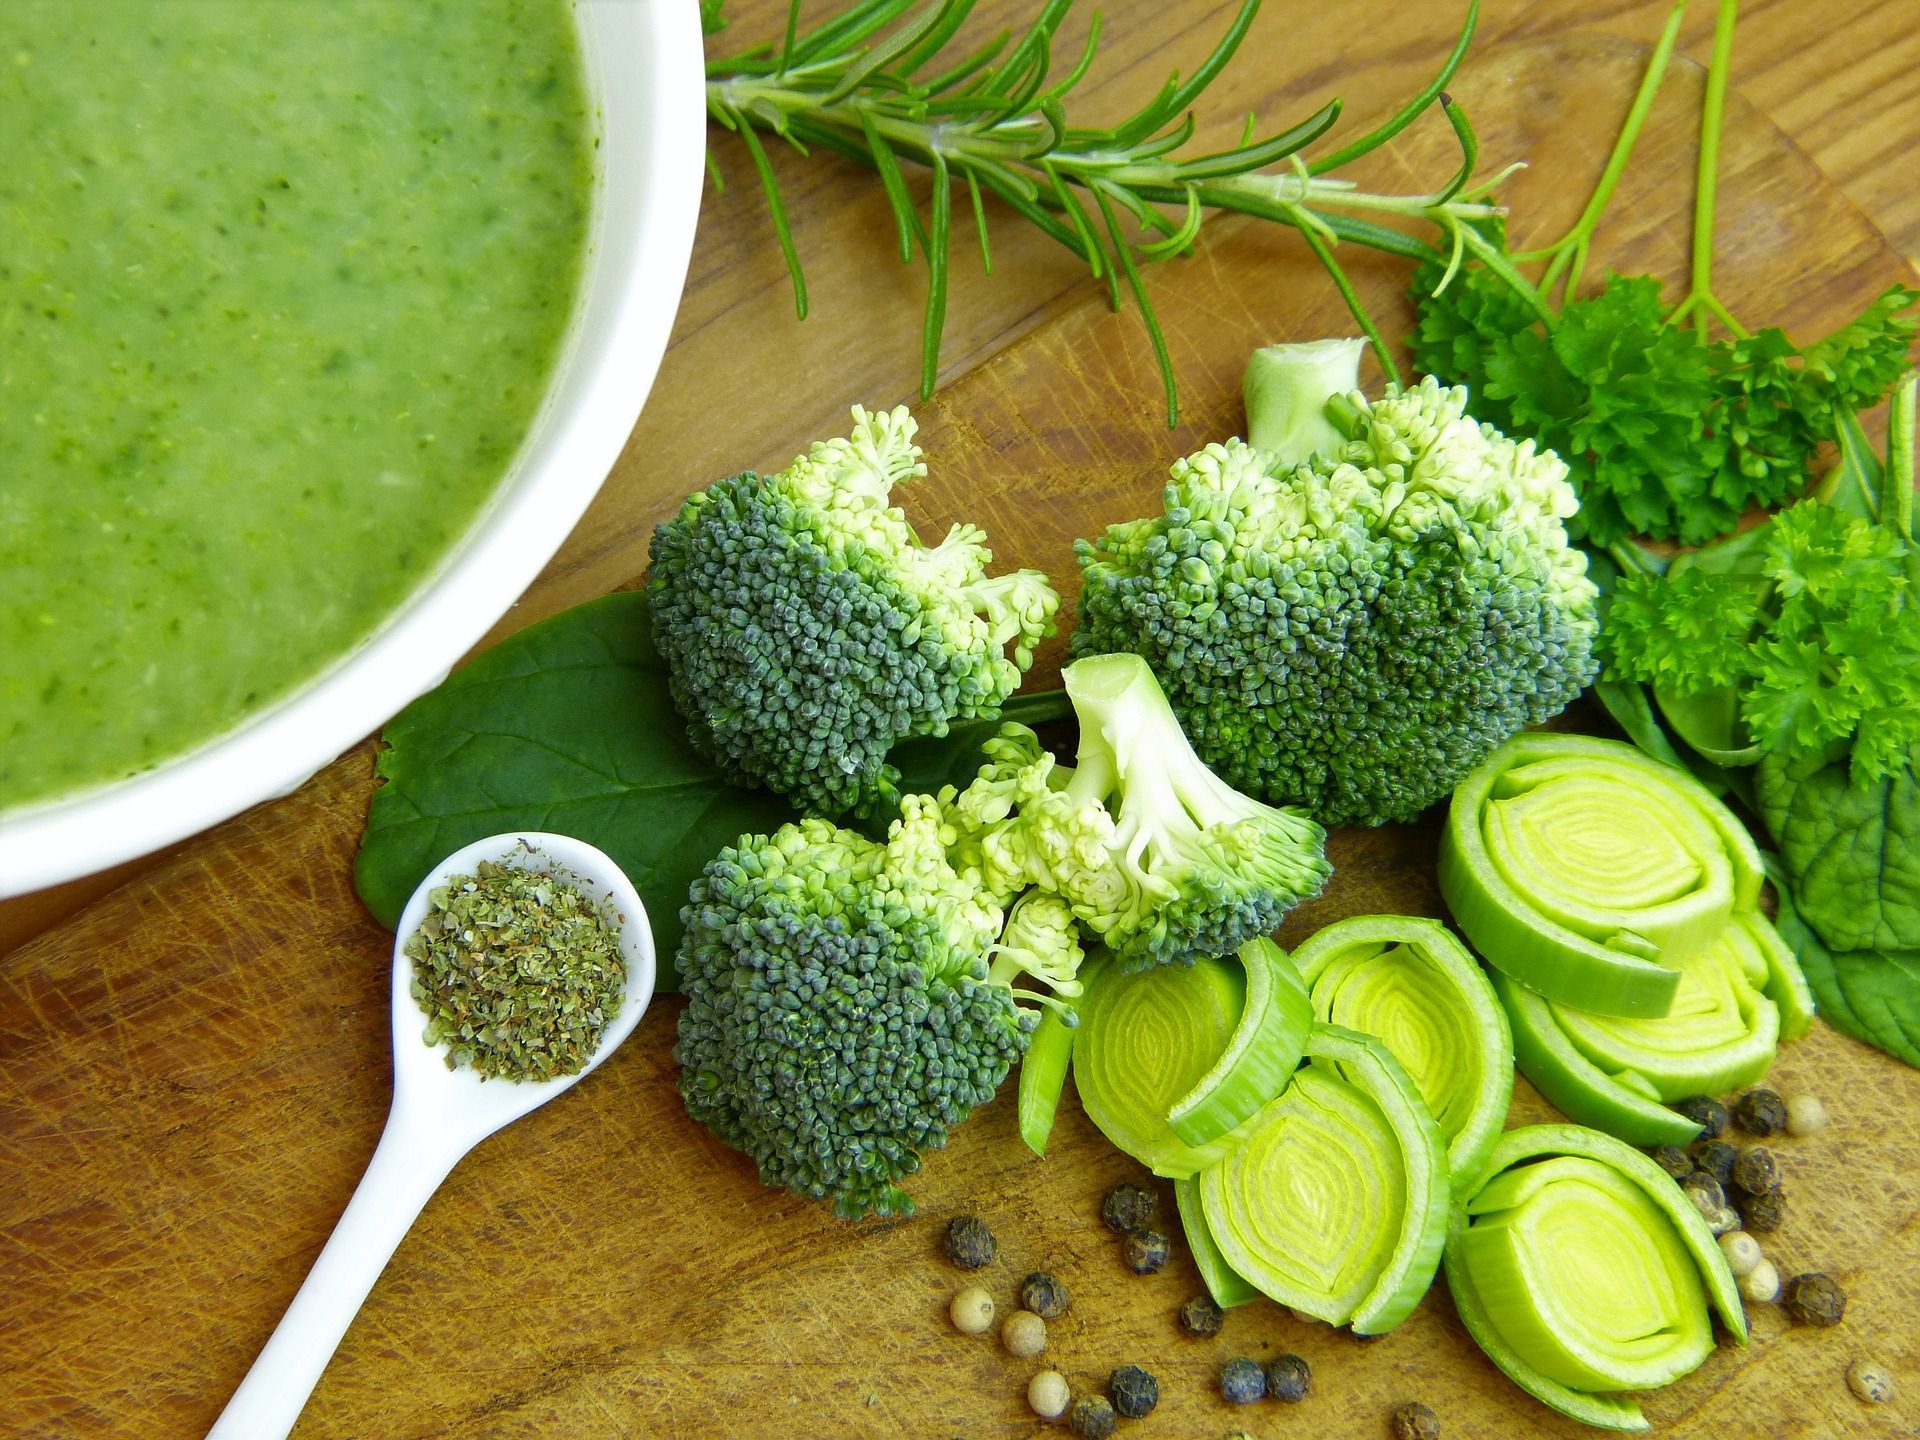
[1073,953,1248,1177]
[1441,733,1764,1019]
[1168,937,1313,1147]
[1497,912,1811,1145]
[1175,1174,1259,1309]
[1446,1124,1746,1432]
[1199,1024,1448,1333]
[1293,915,1513,1189]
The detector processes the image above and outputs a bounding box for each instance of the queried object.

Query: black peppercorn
[1068,1395,1118,1440]
[1733,1088,1788,1137]
[1674,1096,1728,1137]
[944,1215,996,1270]
[1782,1272,1846,1327]
[1390,1400,1442,1439]
[1020,1271,1071,1320]
[1220,1357,1266,1405]
[1681,1172,1726,1218]
[1107,1365,1159,1419]
[1652,1144,1694,1180]
[1687,1139,1737,1186]
[1731,1146,1779,1196]
[1265,1353,1311,1403]
[1123,1227,1171,1274]
[1738,1188,1788,1233]
[1178,1294,1224,1336]
[1101,1181,1158,1233]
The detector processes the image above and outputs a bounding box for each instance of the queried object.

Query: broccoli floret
[673,793,1079,1219]
[1051,653,1330,968]
[649,405,1060,817]
[1071,342,1600,826]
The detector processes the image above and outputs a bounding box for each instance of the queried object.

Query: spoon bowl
[387,831,656,1147]
[208,831,654,1440]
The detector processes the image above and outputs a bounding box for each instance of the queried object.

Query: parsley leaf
[1410,263,1918,546]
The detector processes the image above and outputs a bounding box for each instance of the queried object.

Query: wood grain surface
[5,4,1920,1438]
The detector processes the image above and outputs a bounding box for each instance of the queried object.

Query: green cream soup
[0,0,594,811]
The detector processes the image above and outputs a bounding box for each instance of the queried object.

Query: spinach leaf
[354,591,796,990]
[1773,882,1920,1069]
[1756,745,1920,953]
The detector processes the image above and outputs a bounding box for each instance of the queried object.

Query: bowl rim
[0,0,706,899]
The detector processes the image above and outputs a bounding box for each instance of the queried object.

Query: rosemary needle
[703,0,1507,422]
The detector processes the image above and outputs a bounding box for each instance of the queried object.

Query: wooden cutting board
[4,6,1918,1438]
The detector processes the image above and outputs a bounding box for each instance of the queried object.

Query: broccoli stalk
[1243,337,1365,462]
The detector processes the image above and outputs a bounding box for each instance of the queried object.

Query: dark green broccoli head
[649,405,1059,817]
[673,806,1035,1218]
[1072,366,1600,827]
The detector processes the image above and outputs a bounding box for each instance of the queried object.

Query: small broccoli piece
[932,662,1328,970]
[1071,342,1600,826]
[674,792,1079,1218]
[649,404,1060,817]
[1048,653,1330,968]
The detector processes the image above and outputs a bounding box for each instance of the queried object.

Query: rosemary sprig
[704,0,1507,421]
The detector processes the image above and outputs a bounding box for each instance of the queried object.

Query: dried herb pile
[405,859,625,1081]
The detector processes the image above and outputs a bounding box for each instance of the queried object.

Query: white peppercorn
[1740,1258,1781,1304]
[1028,1370,1072,1420]
[950,1285,995,1334]
[1002,1309,1048,1359]
[1786,1094,1829,1137]
[1718,1231,1762,1276]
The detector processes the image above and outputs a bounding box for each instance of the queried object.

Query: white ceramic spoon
[206,832,655,1440]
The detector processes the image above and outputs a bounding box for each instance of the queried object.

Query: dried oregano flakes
[405,857,625,1081]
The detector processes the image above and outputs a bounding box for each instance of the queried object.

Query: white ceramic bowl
[0,0,705,898]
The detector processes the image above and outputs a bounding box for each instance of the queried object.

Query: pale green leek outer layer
[1440,733,1764,1018]
[1445,1124,1746,1432]
[1073,953,1248,1177]
[1293,915,1513,1189]
[1497,908,1815,1147]
[1169,937,1313,1146]
[1018,989,1082,1158]
[1175,1173,1259,1309]
[1199,1024,1449,1333]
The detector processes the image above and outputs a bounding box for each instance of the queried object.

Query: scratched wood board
[3,21,1919,1440]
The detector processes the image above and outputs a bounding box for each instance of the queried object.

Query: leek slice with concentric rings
[1440,733,1764,1018]
[1446,1124,1746,1432]
[1496,912,1811,1146]
[1072,952,1249,1177]
[1199,1024,1448,1333]
[1293,915,1513,1188]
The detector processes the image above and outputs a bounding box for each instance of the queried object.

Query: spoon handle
[206,1107,458,1440]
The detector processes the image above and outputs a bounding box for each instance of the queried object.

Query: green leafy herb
[1408,0,1917,545]
[406,857,625,1081]
[706,0,1508,420]
[1603,501,1920,782]
[354,592,798,988]
[1412,268,1916,545]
